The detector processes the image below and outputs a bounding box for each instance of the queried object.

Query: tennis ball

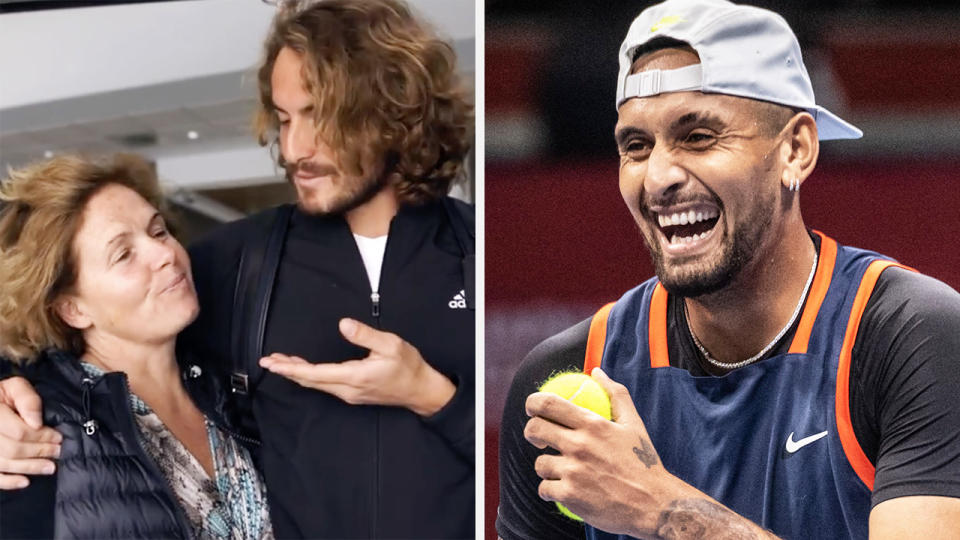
[537,371,612,521]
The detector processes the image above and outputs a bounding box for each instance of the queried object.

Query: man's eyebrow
[272,103,315,115]
[669,111,725,132]
[615,126,647,147]
[615,112,727,146]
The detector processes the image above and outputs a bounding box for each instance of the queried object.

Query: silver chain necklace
[685,252,818,370]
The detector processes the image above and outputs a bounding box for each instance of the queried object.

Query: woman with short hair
[0,154,272,539]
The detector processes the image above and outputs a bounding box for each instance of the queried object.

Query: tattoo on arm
[654,500,778,540]
[632,438,658,468]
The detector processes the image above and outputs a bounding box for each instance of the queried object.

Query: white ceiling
[0,0,476,190]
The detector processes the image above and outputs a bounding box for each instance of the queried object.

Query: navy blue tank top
[583,232,907,540]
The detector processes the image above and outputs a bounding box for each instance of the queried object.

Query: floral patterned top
[82,363,273,540]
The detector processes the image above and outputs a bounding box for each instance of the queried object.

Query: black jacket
[0,350,245,539]
[181,199,475,539]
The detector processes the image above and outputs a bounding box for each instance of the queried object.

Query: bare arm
[524,368,779,539]
[0,376,61,489]
[869,496,960,539]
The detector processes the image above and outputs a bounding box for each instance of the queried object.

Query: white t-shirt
[353,234,388,293]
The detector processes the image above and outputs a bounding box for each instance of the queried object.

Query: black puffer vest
[0,350,253,539]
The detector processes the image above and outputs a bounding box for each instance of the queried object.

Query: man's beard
[643,194,774,299]
[286,162,387,217]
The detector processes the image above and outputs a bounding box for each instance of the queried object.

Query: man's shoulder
[188,205,288,257]
[512,318,592,392]
[444,195,474,220]
[869,265,960,324]
[186,205,295,289]
[854,265,960,381]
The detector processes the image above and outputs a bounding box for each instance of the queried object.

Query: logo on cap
[650,15,685,33]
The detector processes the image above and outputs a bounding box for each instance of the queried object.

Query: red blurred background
[485,2,960,538]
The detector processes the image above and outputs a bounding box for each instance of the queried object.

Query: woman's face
[63,184,199,346]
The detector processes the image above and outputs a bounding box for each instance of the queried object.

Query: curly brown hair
[254,0,473,205]
[0,154,168,362]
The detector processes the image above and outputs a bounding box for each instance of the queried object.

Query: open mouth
[656,206,720,246]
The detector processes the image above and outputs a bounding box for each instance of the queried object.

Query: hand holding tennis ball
[539,371,613,422]
[537,371,613,520]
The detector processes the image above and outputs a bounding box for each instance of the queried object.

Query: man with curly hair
[0,1,474,538]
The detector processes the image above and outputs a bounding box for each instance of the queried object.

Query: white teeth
[657,208,719,229]
[668,229,712,245]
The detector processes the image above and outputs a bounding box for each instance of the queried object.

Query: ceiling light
[187,130,199,140]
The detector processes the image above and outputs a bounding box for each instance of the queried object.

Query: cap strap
[621,64,703,105]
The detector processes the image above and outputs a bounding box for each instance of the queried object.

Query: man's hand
[525,368,776,539]
[0,376,61,489]
[260,318,456,417]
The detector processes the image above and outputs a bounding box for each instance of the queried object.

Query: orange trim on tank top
[583,303,615,374]
[788,231,838,354]
[590,231,843,371]
[835,260,911,491]
[649,284,670,368]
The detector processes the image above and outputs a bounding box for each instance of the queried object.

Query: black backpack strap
[441,197,475,310]
[229,204,294,403]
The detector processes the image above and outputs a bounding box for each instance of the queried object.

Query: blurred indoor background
[0,0,475,242]
[485,1,960,537]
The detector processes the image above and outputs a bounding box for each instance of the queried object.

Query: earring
[789,178,800,192]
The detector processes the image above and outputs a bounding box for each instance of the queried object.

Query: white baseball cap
[616,0,862,140]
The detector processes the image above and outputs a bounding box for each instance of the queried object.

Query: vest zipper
[371,291,380,318]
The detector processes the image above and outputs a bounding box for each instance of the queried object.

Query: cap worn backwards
[615,0,862,141]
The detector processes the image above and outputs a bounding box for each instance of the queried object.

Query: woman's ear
[54,296,91,331]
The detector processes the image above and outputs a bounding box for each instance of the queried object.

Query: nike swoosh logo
[785,430,828,453]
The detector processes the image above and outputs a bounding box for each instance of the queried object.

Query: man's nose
[282,118,317,165]
[643,144,688,200]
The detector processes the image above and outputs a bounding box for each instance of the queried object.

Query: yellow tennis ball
[537,371,612,521]
[539,371,612,421]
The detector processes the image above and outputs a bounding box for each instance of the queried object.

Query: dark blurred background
[485,1,960,537]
